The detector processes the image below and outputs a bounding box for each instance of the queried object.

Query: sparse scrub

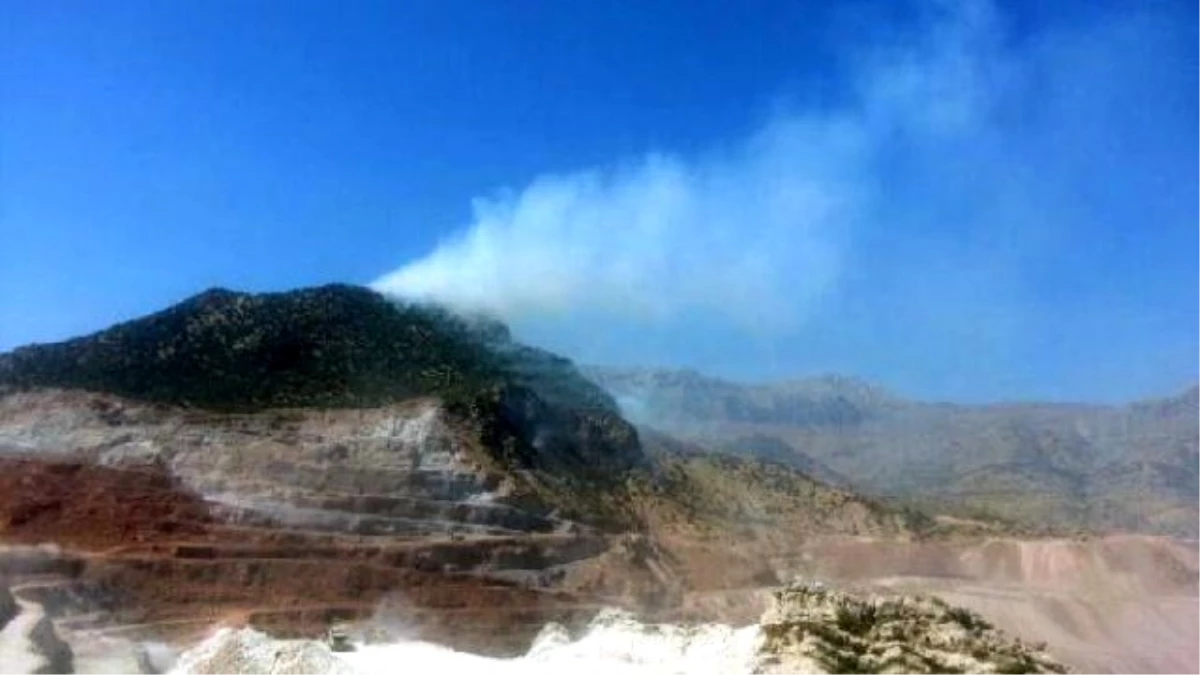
[834,601,878,635]
[757,582,1068,674]
[945,605,991,632]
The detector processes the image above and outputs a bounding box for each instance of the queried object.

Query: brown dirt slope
[0,388,917,659]
[0,455,620,656]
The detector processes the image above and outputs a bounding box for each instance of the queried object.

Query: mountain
[1,286,1193,673]
[587,368,904,430]
[587,367,1200,537]
[0,285,653,524]
[161,581,1071,675]
[3,285,507,410]
[0,285,924,666]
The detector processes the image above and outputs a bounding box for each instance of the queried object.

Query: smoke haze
[373,0,1197,402]
[372,111,860,330]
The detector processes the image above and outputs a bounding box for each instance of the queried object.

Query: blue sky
[2,0,1196,403]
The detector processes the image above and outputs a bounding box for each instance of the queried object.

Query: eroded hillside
[589,367,1200,537]
[0,285,925,670]
[0,286,1193,673]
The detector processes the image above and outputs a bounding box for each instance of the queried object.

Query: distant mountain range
[586,367,1199,537]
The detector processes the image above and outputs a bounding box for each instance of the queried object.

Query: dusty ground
[2,456,1195,673]
[0,456,636,663]
[0,389,676,660]
[0,389,1195,673]
[778,535,1200,673]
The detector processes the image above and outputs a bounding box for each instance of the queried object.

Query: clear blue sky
[2,0,1196,402]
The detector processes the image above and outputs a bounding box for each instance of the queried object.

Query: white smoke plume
[373,120,859,329]
[371,0,1195,402]
[372,1,1001,330]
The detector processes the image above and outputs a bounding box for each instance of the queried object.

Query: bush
[945,606,990,631]
[835,602,879,635]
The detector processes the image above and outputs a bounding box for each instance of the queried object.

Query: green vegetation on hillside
[0,285,940,537]
[0,286,647,522]
[0,285,615,414]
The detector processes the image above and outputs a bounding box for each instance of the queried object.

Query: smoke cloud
[372,2,1007,328]
[373,0,1196,401]
[372,119,859,330]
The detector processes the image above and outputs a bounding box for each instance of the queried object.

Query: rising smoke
[372,0,1196,401]
[372,118,858,330]
[371,2,1007,329]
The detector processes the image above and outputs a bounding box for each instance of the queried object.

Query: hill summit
[0,284,614,414]
[0,284,649,495]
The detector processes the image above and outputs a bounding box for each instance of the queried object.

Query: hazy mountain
[587,367,1199,537]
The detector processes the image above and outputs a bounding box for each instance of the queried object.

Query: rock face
[0,285,928,669]
[162,584,1074,675]
[0,388,918,656]
[170,627,354,675]
[0,390,570,538]
[588,367,1200,537]
[0,285,647,521]
[4,284,1186,673]
[168,609,765,675]
[757,583,1068,674]
[0,396,648,659]
[0,286,661,663]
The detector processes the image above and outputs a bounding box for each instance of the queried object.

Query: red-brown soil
[0,390,1195,673]
[0,456,618,656]
[0,457,213,548]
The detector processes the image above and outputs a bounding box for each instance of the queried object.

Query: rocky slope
[161,582,1071,675]
[587,368,1199,536]
[780,535,1198,674]
[757,582,1067,674]
[1,285,1193,673]
[0,285,923,670]
[0,390,920,657]
[0,286,647,527]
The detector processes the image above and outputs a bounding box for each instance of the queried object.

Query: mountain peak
[0,284,609,415]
